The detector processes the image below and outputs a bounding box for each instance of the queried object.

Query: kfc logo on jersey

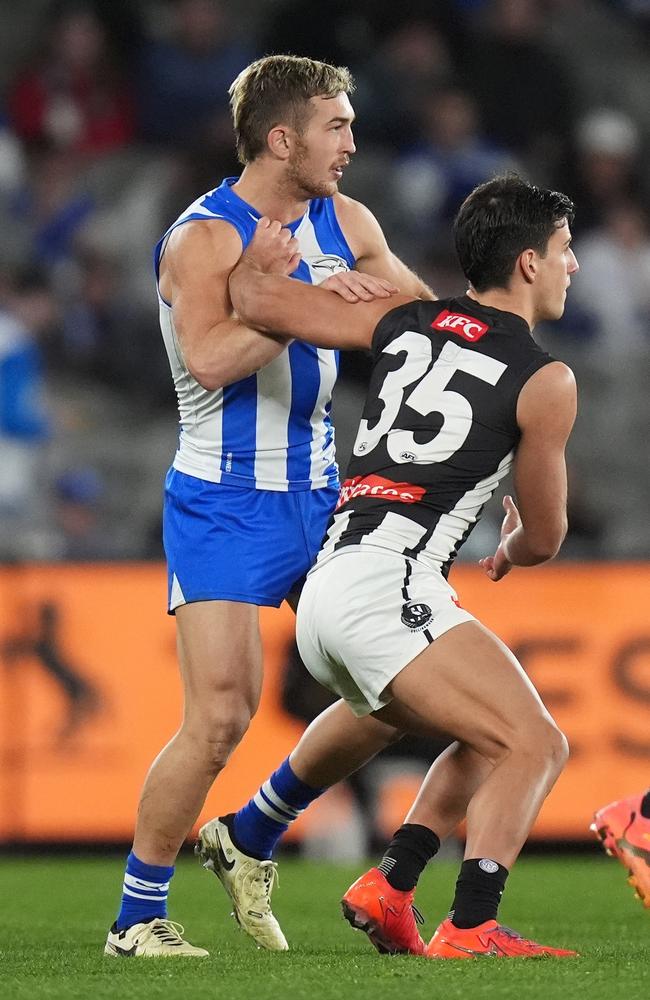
[336,474,426,511]
[431,309,490,342]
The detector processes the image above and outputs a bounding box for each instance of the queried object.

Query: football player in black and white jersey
[224,175,580,959]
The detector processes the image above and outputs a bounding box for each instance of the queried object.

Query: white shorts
[296,547,476,717]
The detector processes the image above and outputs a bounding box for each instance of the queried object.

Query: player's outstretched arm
[230,218,415,350]
[159,219,293,391]
[333,194,437,301]
[480,362,577,581]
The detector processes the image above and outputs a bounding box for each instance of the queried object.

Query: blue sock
[232,757,324,859]
[116,852,175,930]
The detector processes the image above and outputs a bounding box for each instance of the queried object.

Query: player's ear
[267,125,292,161]
[518,249,537,285]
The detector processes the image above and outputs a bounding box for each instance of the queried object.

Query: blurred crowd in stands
[0,0,648,562]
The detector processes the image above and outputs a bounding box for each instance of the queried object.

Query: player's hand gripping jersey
[316,295,554,577]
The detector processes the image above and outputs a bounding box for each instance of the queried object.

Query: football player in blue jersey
[105,54,437,958]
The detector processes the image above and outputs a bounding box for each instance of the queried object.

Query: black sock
[640,790,650,819]
[377,823,441,891]
[450,858,509,929]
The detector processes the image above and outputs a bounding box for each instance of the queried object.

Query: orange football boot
[426,918,577,959]
[341,867,426,955]
[592,792,650,908]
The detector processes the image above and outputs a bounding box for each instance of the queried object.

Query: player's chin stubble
[288,166,336,200]
[287,144,337,200]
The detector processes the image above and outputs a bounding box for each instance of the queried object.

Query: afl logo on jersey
[309,254,350,275]
[431,309,489,342]
[401,600,434,631]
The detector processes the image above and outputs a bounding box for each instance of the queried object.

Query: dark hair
[229,55,354,164]
[453,175,575,292]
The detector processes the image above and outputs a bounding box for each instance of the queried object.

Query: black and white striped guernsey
[316,294,554,578]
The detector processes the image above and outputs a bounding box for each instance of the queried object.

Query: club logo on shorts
[400,600,434,631]
[478,858,500,874]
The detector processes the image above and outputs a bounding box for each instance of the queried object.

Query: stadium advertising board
[1,563,648,843]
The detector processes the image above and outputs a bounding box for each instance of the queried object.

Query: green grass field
[2,852,648,1000]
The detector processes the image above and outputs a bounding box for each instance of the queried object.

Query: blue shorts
[163,468,339,612]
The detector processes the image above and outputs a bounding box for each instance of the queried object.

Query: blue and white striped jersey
[154,177,355,491]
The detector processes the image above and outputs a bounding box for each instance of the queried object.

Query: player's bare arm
[480,361,577,581]
[230,218,414,351]
[159,219,293,391]
[333,193,437,300]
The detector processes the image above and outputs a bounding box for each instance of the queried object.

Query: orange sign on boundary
[0,562,648,842]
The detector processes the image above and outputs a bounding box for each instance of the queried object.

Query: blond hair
[229,54,354,164]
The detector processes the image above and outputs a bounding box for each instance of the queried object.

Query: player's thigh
[175,599,263,716]
[384,620,557,760]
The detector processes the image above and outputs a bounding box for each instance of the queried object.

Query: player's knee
[205,715,251,773]
[184,701,252,773]
[546,723,569,774]
[537,717,568,771]
[521,716,569,775]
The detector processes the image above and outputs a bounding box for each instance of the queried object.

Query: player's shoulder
[332,192,382,238]
[523,359,576,395]
[165,217,244,271]
[332,191,372,215]
[369,295,427,352]
[518,359,577,429]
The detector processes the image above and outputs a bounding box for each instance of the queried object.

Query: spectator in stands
[570,200,650,362]
[353,21,454,151]
[52,466,120,560]
[552,200,650,558]
[9,145,96,272]
[392,86,516,251]
[567,108,649,233]
[0,268,54,553]
[261,0,373,66]
[8,1,135,157]
[59,250,173,406]
[462,0,574,176]
[136,0,255,152]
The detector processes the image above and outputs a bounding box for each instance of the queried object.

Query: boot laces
[143,919,187,946]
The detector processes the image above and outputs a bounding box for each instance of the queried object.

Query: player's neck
[466,287,534,330]
[233,163,310,226]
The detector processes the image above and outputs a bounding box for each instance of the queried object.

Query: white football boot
[104,918,209,957]
[196,816,288,951]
